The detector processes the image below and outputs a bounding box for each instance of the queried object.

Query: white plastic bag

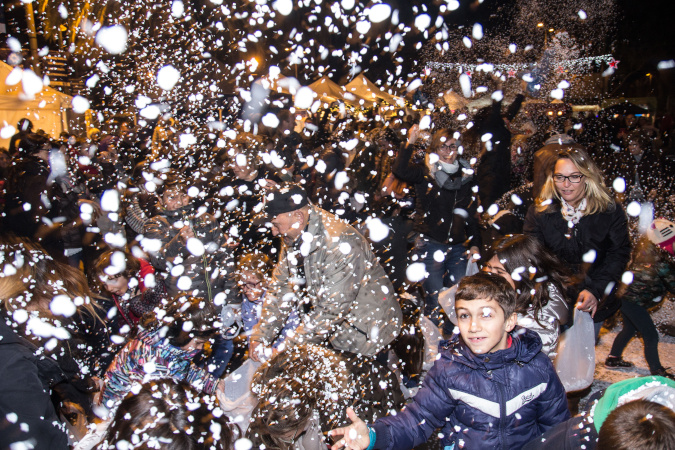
[216,359,261,432]
[554,309,596,392]
[465,259,479,276]
[438,285,458,326]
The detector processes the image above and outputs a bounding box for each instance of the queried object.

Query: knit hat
[647,218,675,255]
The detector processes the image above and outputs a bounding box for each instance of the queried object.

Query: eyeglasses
[553,174,584,184]
[238,280,262,290]
[439,143,457,151]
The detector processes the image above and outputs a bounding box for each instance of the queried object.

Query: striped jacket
[102,328,218,407]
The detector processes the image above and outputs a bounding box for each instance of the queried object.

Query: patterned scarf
[560,197,587,225]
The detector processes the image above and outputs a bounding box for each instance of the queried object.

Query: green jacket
[592,376,675,432]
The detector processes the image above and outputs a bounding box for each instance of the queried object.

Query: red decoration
[609,59,619,69]
[507,69,516,78]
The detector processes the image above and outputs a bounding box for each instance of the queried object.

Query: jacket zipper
[447,188,459,243]
[496,381,507,450]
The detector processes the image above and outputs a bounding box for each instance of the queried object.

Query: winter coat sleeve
[0,351,69,450]
[518,284,569,359]
[392,144,425,184]
[659,259,675,296]
[124,195,150,234]
[506,94,526,121]
[102,339,146,406]
[371,360,457,450]
[464,191,482,249]
[143,216,188,271]
[533,355,571,434]
[523,204,545,241]
[183,363,220,395]
[585,205,631,300]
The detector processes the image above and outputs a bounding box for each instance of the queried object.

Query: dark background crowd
[1,92,675,450]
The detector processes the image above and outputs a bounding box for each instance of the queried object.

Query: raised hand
[329,407,371,450]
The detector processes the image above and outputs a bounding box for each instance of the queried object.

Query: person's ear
[293,209,305,225]
[504,312,518,333]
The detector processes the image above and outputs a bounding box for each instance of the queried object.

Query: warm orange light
[549,28,554,32]
[537,23,544,27]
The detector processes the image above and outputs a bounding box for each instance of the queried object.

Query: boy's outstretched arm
[330,408,371,450]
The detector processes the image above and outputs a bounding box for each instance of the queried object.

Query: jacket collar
[442,326,543,371]
[287,204,324,257]
[426,156,472,178]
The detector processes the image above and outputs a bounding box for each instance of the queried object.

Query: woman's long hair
[484,234,571,323]
[0,236,102,328]
[536,147,614,215]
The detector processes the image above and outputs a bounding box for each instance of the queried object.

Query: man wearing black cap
[249,183,402,360]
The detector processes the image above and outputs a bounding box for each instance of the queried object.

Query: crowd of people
[1,93,675,450]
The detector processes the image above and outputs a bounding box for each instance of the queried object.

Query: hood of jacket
[591,375,675,432]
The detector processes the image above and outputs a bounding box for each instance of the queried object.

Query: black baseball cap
[263,183,309,219]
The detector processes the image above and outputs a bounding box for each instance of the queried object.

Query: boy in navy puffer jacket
[330,272,570,450]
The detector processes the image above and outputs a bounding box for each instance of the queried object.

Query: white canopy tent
[344,74,403,107]
[0,61,72,148]
[308,76,366,107]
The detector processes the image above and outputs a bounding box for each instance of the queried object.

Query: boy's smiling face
[455,297,517,355]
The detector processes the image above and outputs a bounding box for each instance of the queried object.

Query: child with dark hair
[523,375,675,450]
[598,399,675,450]
[605,218,675,379]
[482,234,571,359]
[331,272,569,450]
[93,249,167,328]
[100,296,224,409]
[91,379,237,450]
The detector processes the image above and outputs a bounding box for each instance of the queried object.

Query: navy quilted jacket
[372,327,570,450]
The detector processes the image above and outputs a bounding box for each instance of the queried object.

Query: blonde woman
[524,147,631,336]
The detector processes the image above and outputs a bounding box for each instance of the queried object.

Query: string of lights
[426,54,617,75]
